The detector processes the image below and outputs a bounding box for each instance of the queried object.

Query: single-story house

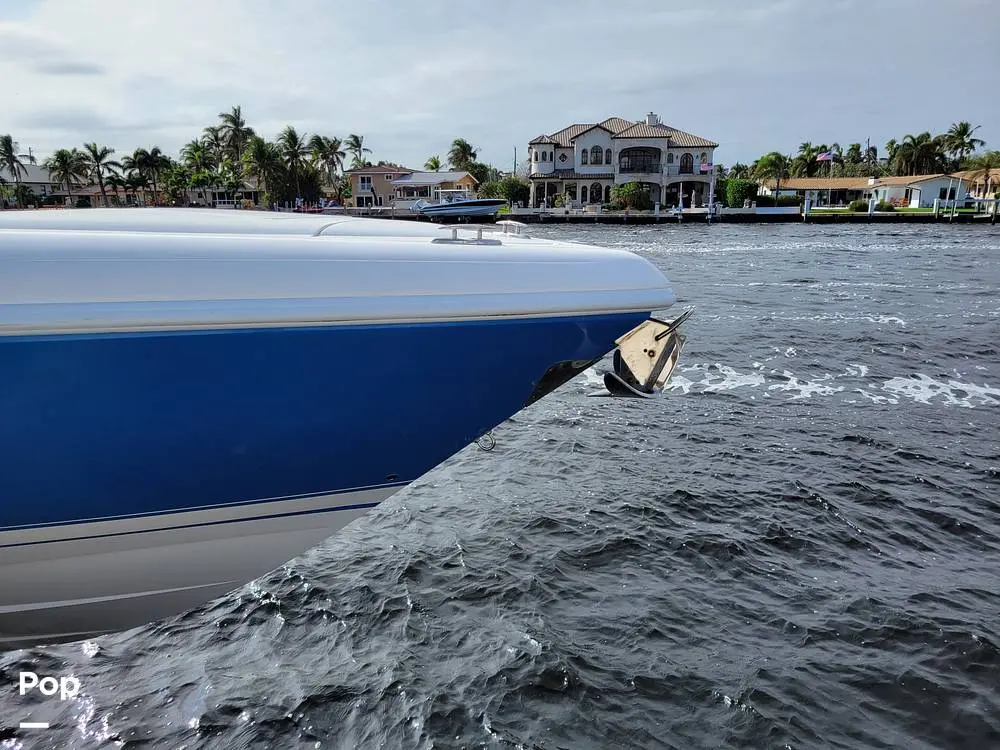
[759,177,870,206]
[864,174,968,208]
[760,173,972,208]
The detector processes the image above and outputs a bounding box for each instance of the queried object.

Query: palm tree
[791,142,817,177]
[217,106,255,171]
[243,135,282,201]
[885,139,898,165]
[945,121,985,168]
[968,150,999,199]
[344,134,371,169]
[122,148,168,204]
[424,155,442,172]
[278,126,310,196]
[728,162,752,180]
[448,138,477,170]
[181,139,216,172]
[106,173,128,205]
[892,133,947,176]
[181,139,218,206]
[754,152,791,201]
[308,135,346,186]
[43,148,89,203]
[126,172,150,205]
[82,143,122,207]
[201,126,226,163]
[0,135,36,189]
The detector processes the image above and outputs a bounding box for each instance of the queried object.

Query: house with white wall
[761,173,972,209]
[527,112,718,208]
[865,174,968,208]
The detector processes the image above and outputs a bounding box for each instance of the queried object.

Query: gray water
[2,224,999,749]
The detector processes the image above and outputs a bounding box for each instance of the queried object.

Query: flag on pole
[815,151,833,161]
[699,162,713,173]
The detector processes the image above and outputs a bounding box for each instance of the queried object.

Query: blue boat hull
[0,313,645,532]
[1,312,650,645]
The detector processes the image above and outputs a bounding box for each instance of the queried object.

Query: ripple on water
[2,224,999,750]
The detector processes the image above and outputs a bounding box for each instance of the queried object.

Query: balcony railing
[618,159,661,174]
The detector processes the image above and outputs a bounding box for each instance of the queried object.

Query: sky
[2,0,998,170]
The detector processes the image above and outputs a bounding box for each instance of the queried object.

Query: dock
[319,206,998,225]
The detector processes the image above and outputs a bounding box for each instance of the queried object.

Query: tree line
[0,107,511,208]
[725,121,996,195]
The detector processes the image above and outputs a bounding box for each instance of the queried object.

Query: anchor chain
[476,431,496,451]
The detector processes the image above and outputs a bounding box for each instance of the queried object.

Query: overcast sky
[2,0,998,170]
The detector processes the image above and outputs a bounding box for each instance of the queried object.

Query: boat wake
[580,362,1000,409]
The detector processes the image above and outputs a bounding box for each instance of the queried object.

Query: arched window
[532,150,538,162]
[581,149,588,165]
[605,148,612,164]
[680,153,693,174]
[590,182,602,203]
[667,153,674,164]
[700,152,707,162]
[591,145,603,165]
[604,185,612,203]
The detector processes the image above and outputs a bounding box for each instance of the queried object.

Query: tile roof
[765,177,871,190]
[344,165,414,174]
[764,174,957,190]
[600,117,635,134]
[868,174,947,186]
[953,167,1000,181]
[534,117,717,149]
[546,123,596,147]
[613,122,718,147]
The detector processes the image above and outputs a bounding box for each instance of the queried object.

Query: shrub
[875,200,895,212]
[849,199,869,212]
[776,195,802,207]
[725,179,757,207]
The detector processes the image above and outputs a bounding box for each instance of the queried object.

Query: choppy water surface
[3,224,999,749]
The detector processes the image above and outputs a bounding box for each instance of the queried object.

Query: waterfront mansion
[527,112,718,208]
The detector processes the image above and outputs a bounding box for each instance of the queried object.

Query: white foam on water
[882,375,1000,408]
[671,363,768,393]
[855,388,899,406]
[768,371,844,399]
[578,353,994,409]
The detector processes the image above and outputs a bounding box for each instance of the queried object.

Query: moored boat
[0,208,687,649]
[411,189,506,218]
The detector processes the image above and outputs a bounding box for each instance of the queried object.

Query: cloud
[33,61,106,76]
[0,0,997,170]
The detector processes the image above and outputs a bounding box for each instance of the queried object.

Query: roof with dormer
[528,117,718,149]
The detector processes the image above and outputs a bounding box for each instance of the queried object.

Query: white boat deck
[0,209,676,335]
